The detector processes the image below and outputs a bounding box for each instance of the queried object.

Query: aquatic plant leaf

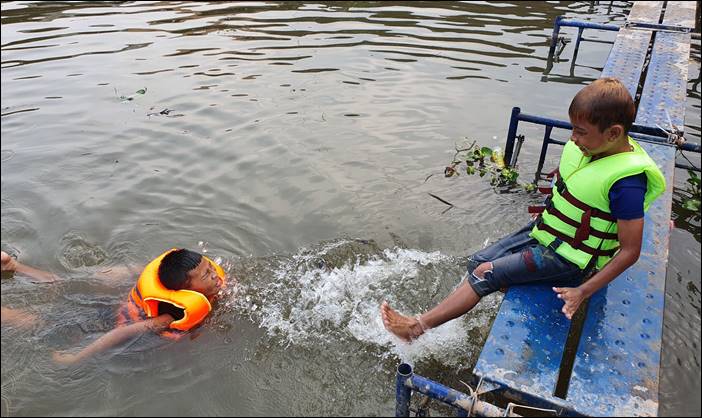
[523,183,536,192]
[682,199,700,211]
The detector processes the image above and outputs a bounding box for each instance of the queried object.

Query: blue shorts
[465,221,592,297]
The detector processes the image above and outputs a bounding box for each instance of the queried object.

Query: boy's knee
[473,262,493,279]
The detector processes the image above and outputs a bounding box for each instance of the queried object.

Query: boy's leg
[467,221,537,272]
[382,242,587,341]
[381,279,481,342]
[381,222,538,342]
[482,244,586,291]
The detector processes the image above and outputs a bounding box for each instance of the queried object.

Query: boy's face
[569,117,621,157]
[185,258,224,300]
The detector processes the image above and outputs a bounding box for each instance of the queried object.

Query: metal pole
[515,111,701,153]
[504,107,521,168]
[396,363,412,417]
[536,125,554,179]
[403,371,516,417]
[557,18,619,32]
[548,16,564,59]
[572,27,584,64]
[510,134,525,167]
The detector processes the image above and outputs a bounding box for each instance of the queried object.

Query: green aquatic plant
[682,170,701,212]
[444,140,536,192]
[114,87,147,102]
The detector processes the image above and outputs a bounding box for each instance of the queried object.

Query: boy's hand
[552,286,585,320]
[1,251,18,272]
[52,351,79,366]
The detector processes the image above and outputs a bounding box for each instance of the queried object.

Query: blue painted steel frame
[472,284,580,416]
[566,142,676,417]
[395,363,507,417]
[567,3,697,415]
[474,2,696,417]
[548,16,618,59]
[502,107,701,176]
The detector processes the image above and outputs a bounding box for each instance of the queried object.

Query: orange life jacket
[116,249,226,337]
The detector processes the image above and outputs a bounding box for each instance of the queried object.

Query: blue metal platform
[395,1,698,417]
[473,1,695,416]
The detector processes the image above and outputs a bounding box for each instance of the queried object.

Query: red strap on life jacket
[572,209,592,248]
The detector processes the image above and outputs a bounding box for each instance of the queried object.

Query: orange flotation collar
[127,249,226,331]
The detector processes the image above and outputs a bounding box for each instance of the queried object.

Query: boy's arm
[3,250,141,284]
[95,265,143,285]
[1,306,41,329]
[52,313,174,365]
[554,217,644,319]
[1,251,58,283]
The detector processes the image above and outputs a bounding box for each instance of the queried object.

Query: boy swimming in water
[1,248,226,365]
[381,77,666,341]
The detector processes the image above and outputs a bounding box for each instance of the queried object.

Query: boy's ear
[608,124,624,141]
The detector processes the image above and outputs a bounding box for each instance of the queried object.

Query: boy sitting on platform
[381,77,666,341]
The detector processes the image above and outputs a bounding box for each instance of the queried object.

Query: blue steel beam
[395,363,510,417]
[472,284,575,414]
[503,108,701,155]
[565,2,695,416]
[635,1,696,131]
[601,2,662,97]
[479,2,695,416]
[555,18,619,32]
[566,142,676,416]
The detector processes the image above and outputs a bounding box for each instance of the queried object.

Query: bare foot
[1,251,18,272]
[380,301,425,342]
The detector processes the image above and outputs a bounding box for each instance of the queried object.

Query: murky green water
[1,1,700,416]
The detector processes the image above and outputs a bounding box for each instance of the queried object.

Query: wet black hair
[158,249,202,290]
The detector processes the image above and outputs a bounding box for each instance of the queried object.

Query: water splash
[227,239,498,367]
[58,232,107,269]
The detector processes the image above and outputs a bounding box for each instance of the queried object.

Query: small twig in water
[452,140,477,161]
[428,193,454,207]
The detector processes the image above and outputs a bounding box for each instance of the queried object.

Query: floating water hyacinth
[115,87,147,102]
[442,139,535,192]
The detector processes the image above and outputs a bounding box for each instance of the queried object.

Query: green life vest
[530,137,666,270]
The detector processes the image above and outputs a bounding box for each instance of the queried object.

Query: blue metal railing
[547,16,695,64]
[547,16,619,62]
[502,107,701,177]
[395,363,511,417]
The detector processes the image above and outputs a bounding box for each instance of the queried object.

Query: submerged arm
[52,314,174,365]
